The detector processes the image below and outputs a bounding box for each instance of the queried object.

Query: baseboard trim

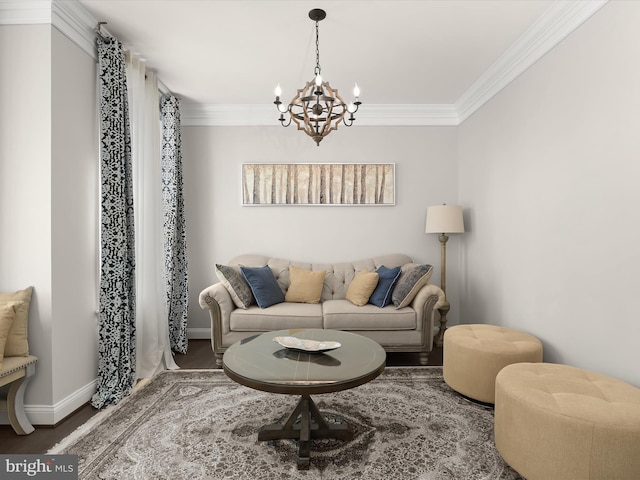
[187,328,211,340]
[2,330,209,426]
[1,378,98,427]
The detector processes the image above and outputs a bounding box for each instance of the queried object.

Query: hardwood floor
[0,339,443,454]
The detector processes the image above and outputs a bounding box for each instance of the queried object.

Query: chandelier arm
[343,101,358,126]
[280,114,292,127]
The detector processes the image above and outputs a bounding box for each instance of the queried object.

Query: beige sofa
[199,254,445,367]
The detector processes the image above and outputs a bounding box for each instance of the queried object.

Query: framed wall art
[241,163,395,206]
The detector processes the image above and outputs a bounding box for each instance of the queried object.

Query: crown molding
[0,1,51,24]
[3,0,609,127]
[455,0,609,123]
[181,104,279,127]
[0,0,98,58]
[355,104,459,126]
[51,0,97,59]
[180,103,460,127]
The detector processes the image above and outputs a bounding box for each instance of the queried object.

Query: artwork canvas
[242,163,395,206]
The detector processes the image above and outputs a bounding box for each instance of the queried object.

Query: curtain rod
[158,80,171,97]
[95,22,112,42]
[95,21,174,98]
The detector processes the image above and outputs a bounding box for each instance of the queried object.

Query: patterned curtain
[91,37,137,409]
[161,96,188,354]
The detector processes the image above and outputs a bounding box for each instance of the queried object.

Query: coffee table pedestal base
[258,394,353,469]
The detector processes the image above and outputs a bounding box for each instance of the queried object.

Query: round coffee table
[223,328,386,469]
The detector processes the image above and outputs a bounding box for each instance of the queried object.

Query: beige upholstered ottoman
[495,363,640,480]
[443,324,542,403]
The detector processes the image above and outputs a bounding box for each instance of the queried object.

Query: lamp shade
[425,205,465,234]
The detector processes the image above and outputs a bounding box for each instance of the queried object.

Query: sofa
[199,254,445,367]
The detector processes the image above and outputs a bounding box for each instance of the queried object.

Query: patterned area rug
[50,368,523,480]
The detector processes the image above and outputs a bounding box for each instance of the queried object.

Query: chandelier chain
[314,20,321,77]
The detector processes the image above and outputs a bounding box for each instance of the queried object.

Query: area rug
[49,367,523,480]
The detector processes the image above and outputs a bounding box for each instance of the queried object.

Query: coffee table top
[223,329,386,395]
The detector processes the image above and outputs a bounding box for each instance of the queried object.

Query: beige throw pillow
[346,270,379,306]
[285,266,326,304]
[0,286,33,357]
[0,301,22,369]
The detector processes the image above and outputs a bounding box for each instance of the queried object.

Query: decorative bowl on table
[273,336,341,353]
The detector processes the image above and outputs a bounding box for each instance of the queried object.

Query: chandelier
[274,8,361,146]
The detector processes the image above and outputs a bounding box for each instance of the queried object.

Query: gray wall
[457,1,640,386]
[182,126,461,332]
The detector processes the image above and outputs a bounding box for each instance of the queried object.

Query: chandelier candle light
[274,8,361,146]
[425,204,465,347]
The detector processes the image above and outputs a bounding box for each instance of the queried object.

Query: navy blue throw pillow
[240,265,285,308]
[369,265,402,308]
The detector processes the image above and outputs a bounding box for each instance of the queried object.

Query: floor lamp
[425,204,465,347]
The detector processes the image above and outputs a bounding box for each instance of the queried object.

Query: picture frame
[241,163,395,206]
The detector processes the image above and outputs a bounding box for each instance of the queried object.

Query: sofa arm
[410,283,446,346]
[412,283,446,311]
[199,283,235,365]
[199,282,234,313]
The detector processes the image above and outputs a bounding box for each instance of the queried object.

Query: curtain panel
[92,37,137,409]
[161,96,189,354]
[126,56,178,379]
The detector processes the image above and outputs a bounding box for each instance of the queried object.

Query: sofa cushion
[285,266,326,304]
[0,287,33,357]
[215,264,254,309]
[323,299,416,330]
[346,270,379,306]
[230,302,323,331]
[369,265,402,308]
[0,301,21,369]
[240,265,285,308]
[392,264,433,309]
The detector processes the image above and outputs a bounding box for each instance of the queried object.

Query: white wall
[457,1,640,386]
[182,125,461,331]
[0,24,98,424]
[50,27,99,418]
[0,24,54,416]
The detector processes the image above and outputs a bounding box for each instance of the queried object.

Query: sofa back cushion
[229,254,413,302]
